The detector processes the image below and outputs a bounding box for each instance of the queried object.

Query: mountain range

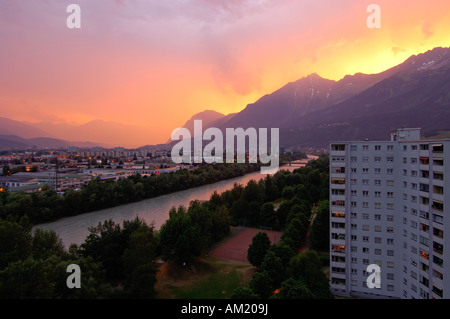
[203,46,450,149]
[2,46,450,150]
[0,117,153,149]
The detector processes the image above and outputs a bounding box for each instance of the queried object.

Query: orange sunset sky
[1,0,450,147]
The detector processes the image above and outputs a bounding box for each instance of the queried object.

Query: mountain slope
[0,117,54,139]
[279,47,450,147]
[210,46,450,148]
[168,110,225,142]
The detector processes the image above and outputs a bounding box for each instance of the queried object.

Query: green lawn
[171,268,242,299]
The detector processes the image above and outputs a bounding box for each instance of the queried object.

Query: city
[0,147,180,194]
[1,0,450,315]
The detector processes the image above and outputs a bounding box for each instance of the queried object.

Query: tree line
[233,199,331,299]
[0,163,261,225]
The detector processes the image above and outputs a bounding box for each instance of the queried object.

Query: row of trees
[228,155,331,299]
[233,197,331,299]
[0,163,261,225]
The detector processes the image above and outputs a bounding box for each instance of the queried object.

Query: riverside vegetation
[0,154,331,299]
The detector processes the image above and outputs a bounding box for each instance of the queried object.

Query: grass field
[155,256,255,299]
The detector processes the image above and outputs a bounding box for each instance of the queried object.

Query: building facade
[330,128,450,299]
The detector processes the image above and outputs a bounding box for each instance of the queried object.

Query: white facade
[329,128,450,299]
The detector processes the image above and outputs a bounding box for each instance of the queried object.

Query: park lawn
[172,268,242,299]
[156,256,254,299]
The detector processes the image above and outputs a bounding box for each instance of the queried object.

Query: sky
[1,0,450,146]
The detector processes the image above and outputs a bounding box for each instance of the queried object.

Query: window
[363,168,369,174]
[363,157,369,162]
[363,145,369,151]
[375,180,381,186]
[374,157,381,162]
[387,192,394,198]
[420,236,429,247]
[411,158,418,164]
[374,168,381,174]
[362,190,369,197]
[411,145,418,151]
[375,191,381,197]
[351,145,357,151]
[433,214,443,225]
[375,145,381,151]
[387,145,394,151]
[387,157,394,162]
[387,180,394,186]
[387,168,394,175]
[332,144,346,151]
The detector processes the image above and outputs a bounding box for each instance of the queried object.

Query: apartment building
[329,128,449,299]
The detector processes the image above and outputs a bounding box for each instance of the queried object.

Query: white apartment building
[329,128,449,299]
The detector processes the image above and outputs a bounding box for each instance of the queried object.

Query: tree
[231,286,259,299]
[259,202,277,229]
[79,219,126,280]
[249,271,273,299]
[288,250,332,299]
[260,250,284,288]
[32,228,66,260]
[267,243,296,266]
[121,227,158,298]
[309,200,330,251]
[0,218,32,269]
[247,232,271,268]
[271,278,316,299]
[159,206,201,266]
[281,218,307,251]
[0,257,55,298]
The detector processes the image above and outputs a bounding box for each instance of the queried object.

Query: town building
[329,128,449,299]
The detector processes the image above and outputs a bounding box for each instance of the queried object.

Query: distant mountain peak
[404,46,450,71]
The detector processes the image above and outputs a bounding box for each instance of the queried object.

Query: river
[35,156,317,248]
